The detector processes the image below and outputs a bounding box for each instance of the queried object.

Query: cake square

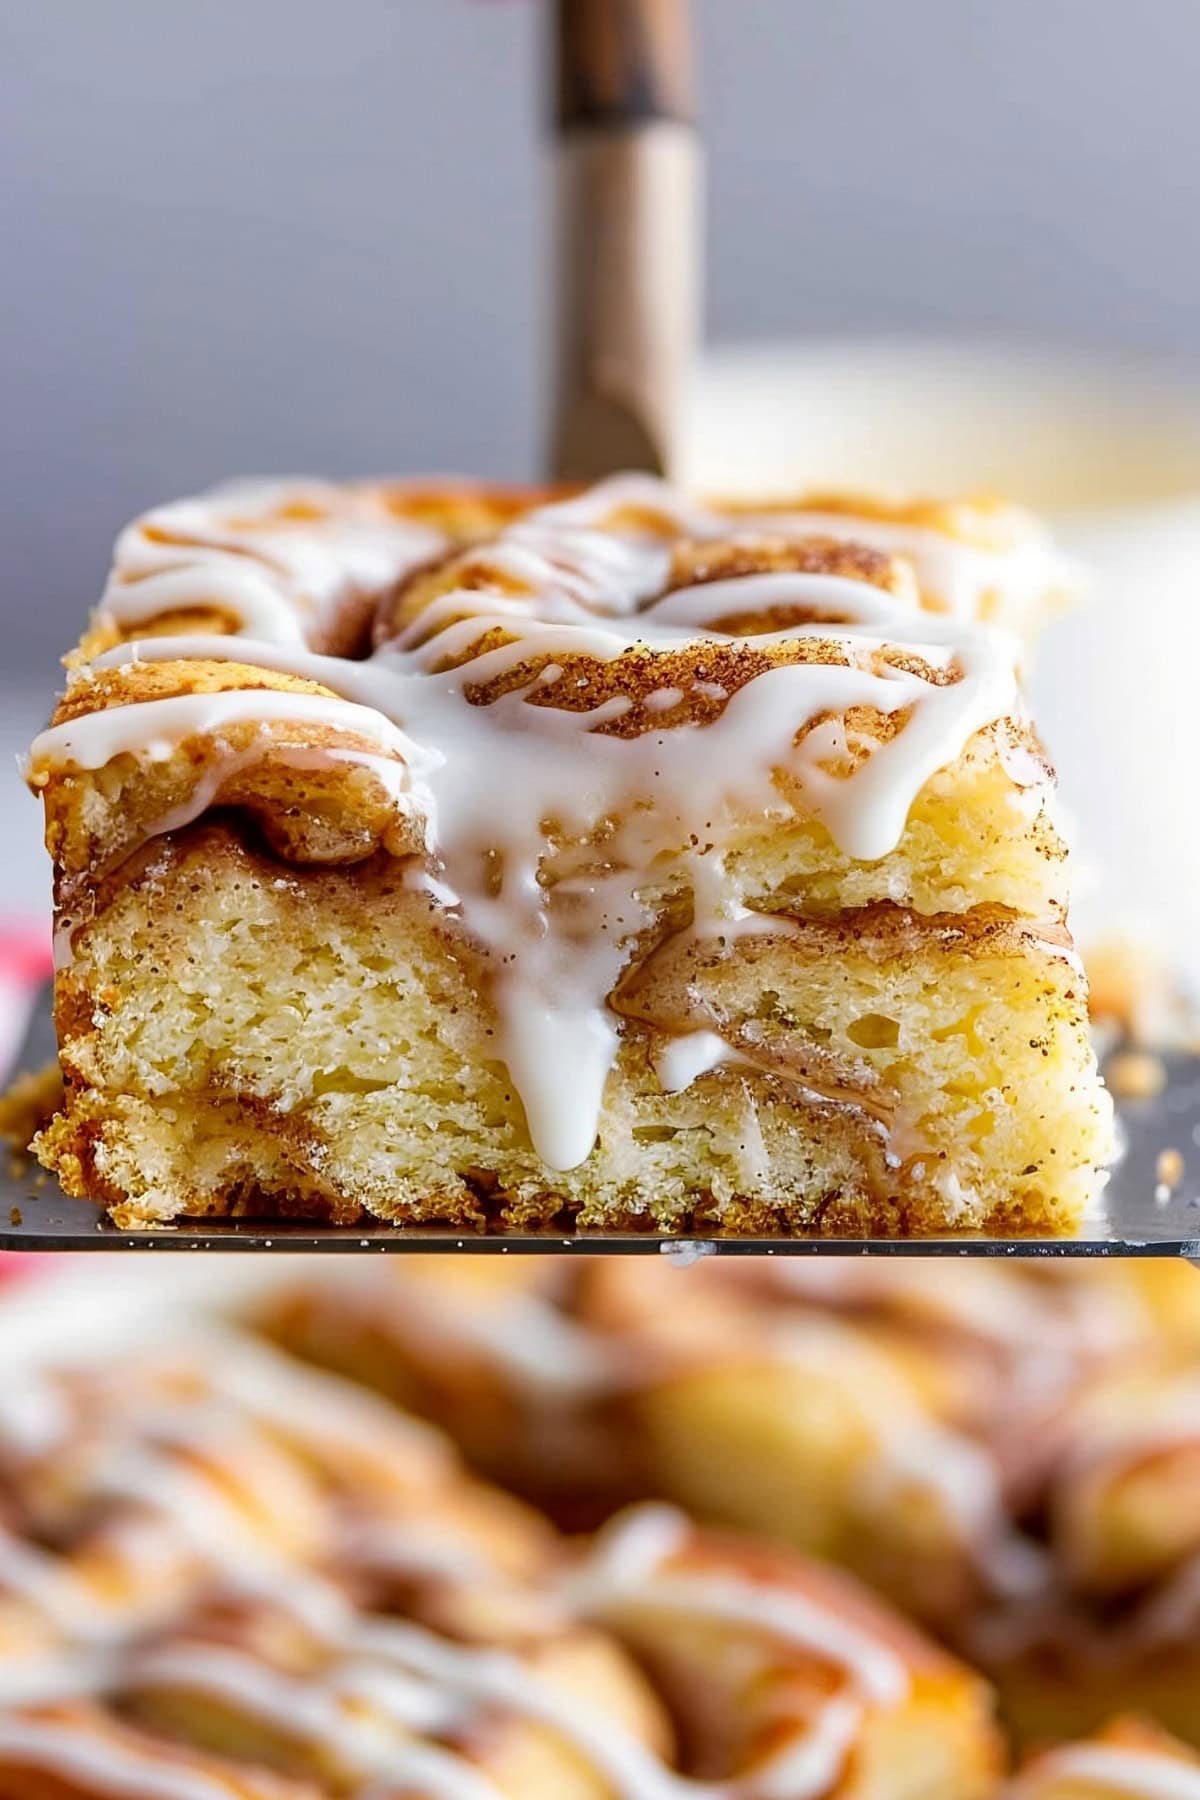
[26,473,1111,1233]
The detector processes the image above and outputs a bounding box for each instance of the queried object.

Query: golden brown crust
[32,477,1050,897]
[62,476,1059,671]
[73,606,247,667]
[75,480,580,666]
[721,487,1040,550]
[461,635,958,736]
[35,658,427,893]
[382,524,922,645]
[372,477,580,530]
[50,658,346,726]
[36,495,1007,885]
[667,531,920,606]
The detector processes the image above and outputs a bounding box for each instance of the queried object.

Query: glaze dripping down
[29,474,1053,1171]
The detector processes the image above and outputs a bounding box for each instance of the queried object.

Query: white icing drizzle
[311,1263,620,1404]
[750,504,1067,623]
[767,1317,1003,1537]
[199,1328,450,1471]
[89,1431,280,1569]
[422,1289,619,1399]
[32,474,1041,1171]
[742,1695,864,1800]
[124,1530,894,1800]
[338,1519,492,1586]
[0,1531,115,1639]
[0,1650,112,1707]
[1009,1745,1200,1799]
[571,1505,907,1705]
[141,743,414,842]
[0,1375,227,1654]
[1061,1375,1200,1474]
[0,1714,245,1800]
[96,1497,910,1800]
[654,1030,751,1094]
[126,1638,502,1799]
[1046,1374,1200,1568]
[456,481,677,619]
[30,689,423,783]
[0,1371,73,1460]
[0,1320,915,1800]
[0,1348,413,1658]
[760,1259,1145,1408]
[99,477,445,647]
[437,472,1069,625]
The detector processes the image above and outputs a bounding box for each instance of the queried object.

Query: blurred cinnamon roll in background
[0,1253,1194,1784]
[261,1255,1200,1750]
[0,1290,1001,1799]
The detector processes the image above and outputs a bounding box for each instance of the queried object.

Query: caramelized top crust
[724,488,1041,546]
[669,532,917,595]
[74,477,579,663]
[50,658,345,722]
[60,470,1068,670]
[377,516,924,642]
[31,473,1047,862]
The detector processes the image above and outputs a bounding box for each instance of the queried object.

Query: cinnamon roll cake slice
[25,472,1110,1233]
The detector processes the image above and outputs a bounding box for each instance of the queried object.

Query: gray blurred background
[5,0,1200,677]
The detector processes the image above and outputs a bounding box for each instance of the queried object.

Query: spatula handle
[548,0,699,483]
[554,0,692,130]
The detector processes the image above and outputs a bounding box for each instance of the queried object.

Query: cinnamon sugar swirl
[25,472,1110,1232]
